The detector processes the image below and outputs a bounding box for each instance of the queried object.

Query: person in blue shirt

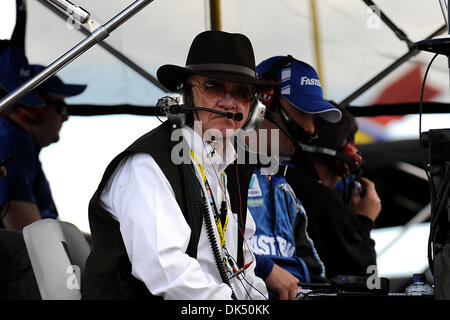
[246,55,342,299]
[0,42,86,230]
[0,41,86,299]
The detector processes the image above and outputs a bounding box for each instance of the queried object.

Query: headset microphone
[265,110,362,174]
[264,110,317,146]
[157,96,243,124]
[187,106,243,121]
[165,104,243,121]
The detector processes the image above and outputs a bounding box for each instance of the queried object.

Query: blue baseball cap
[0,45,45,107]
[256,56,341,123]
[31,64,87,98]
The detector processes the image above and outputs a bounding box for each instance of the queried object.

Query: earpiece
[158,90,187,128]
[240,98,265,134]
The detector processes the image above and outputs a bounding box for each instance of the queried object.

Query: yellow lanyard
[190,150,229,248]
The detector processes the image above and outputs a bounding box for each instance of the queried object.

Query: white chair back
[23,219,91,300]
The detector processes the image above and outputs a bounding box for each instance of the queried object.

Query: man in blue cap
[0,43,86,230]
[246,55,341,299]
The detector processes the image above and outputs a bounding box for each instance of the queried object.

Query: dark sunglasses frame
[189,81,256,105]
[46,101,68,116]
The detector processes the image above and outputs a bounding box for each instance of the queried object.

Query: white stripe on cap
[280,85,291,95]
[281,67,291,82]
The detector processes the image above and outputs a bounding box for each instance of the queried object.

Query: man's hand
[0,166,6,177]
[264,263,299,300]
[351,177,381,221]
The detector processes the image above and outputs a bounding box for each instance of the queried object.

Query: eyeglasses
[46,102,68,116]
[190,82,255,105]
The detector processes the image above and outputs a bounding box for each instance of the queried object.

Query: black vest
[83,121,251,299]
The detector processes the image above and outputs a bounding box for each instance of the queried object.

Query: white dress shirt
[100,125,268,300]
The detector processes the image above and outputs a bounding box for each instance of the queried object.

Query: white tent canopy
[22,0,450,106]
[2,0,449,280]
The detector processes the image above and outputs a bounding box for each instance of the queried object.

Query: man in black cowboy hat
[84,31,272,300]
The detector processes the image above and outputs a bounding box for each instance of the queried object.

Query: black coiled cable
[202,197,238,300]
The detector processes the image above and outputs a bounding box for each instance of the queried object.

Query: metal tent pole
[209,0,221,31]
[0,0,154,113]
[36,0,166,92]
[340,25,446,107]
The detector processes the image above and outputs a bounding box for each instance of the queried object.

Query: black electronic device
[414,36,450,55]
[297,274,390,299]
[157,96,243,121]
[421,129,450,299]
[414,2,450,299]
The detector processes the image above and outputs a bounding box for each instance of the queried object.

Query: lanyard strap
[190,150,229,248]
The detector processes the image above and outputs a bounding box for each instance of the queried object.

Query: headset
[299,140,363,178]
[335,140,364,201]
[332,140,363,177]
[159,79,266,134]
[257,55,318,144]
[300,138,364,205]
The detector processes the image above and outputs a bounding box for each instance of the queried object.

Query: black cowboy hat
[157,31,276,92]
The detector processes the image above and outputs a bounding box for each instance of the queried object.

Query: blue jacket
[248,166,326,283]
[0,116,58,226]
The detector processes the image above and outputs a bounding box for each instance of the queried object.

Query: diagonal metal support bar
[362,0,414,49]
[36,0,166,92]
[340,24,446,107]
[0,0,155,113]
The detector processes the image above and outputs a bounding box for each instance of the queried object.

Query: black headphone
[337,140,364,203]
[299,139,364,204]
[332,140,363,177]
[304,141,362,175]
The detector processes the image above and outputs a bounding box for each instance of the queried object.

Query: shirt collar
[181,125,237,172]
